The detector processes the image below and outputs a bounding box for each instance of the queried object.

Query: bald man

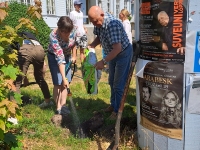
[88,6,133,120]
[156,2,186,55]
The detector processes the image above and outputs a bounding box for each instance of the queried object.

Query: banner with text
[139,0,187,62]
[185,31,200,73]
[138,62,184,139]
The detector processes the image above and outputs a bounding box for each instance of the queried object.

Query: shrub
[0,1,51,50]
[0,1,43,149]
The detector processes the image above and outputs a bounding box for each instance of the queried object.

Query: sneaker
[108,112,117,120]
[102,105,114,113]
[7,117,18,125]
[61,106,70,115]
[55,109,61,115]
[39,101,54,108]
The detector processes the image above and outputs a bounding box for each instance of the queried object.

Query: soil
[22,45,139,149]
[51,111,138,149]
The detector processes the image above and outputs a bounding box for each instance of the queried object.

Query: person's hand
[94,60,104,70]
[84,28,88,34]
[88,45,95,49]
[62,78,69,88]
[162,43,168,51]
[71,56,76,64]
[177,47,185,55]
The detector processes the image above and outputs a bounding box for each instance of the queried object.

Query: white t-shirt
[70,10,85,37]
[122,19,132,44]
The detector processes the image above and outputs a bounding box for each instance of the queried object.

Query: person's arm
[58,63,69,87]
[162,43,168,51]
[89,36,101,48]
[49,30,69,87]
[83,25,87,34]
[104,43,121,62]
[176,47,185,55]
[95,20,123,70]
[95,43,121,70]
[49,30,66,64]
[71,44,77,63]
[105,20,123,61]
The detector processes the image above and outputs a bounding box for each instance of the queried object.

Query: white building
[43,0,134,29]
[1,0,134,29]
[1,0,135,42]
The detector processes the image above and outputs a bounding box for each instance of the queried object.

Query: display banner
[185,31,200,73]
[138,61,184,139]
[139,0,187,62]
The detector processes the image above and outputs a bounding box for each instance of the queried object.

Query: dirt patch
[52,111,138,149]
[23,45,138,149]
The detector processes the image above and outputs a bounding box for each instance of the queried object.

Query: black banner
[139,62,184,139]
[139,0,187,62]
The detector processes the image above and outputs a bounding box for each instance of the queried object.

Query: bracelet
[102,58,107,65]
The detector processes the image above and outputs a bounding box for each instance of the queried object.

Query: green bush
[0,1,51,50]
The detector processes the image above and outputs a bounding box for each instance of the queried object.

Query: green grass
[9,47,138,149]
[14,76,137,149]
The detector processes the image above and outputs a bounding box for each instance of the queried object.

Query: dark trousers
[15,44,51,99]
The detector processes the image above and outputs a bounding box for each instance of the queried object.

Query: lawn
[10,46,139,150]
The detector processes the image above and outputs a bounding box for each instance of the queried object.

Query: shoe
[108,112,117,120]
[61,106,70,115]
[39,101,54,108]
[102,105,114,113]
[55,109,61,115]
[67,88,72,96]
[7,117,18,125]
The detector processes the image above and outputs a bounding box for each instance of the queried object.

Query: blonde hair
[120,9,130,18]
[159,91,182,128]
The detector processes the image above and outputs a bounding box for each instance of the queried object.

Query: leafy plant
[0,1,51,50]
[0,1,43,149]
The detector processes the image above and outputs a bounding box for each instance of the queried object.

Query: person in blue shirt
[88,6,133,120]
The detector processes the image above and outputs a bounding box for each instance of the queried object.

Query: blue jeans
[108,44,133,113]
[47,53,71,85]
[102,48,107,59]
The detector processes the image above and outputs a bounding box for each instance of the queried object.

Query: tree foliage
[0,0,43,148]
[0,1,51,50]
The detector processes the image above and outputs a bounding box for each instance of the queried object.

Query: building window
[98,0,102,8]
[107,0,110,13]
[116,0,120,18]
[66,0,73,15]
[21,0,33,5]
[131,3,134,15]
[47,0,55,15]
[124,0,127,9]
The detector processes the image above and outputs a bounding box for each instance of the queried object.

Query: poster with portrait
[139,0,188,62]
[138,61,184,139]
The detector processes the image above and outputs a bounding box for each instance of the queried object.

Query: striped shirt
[93,13,129,55]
